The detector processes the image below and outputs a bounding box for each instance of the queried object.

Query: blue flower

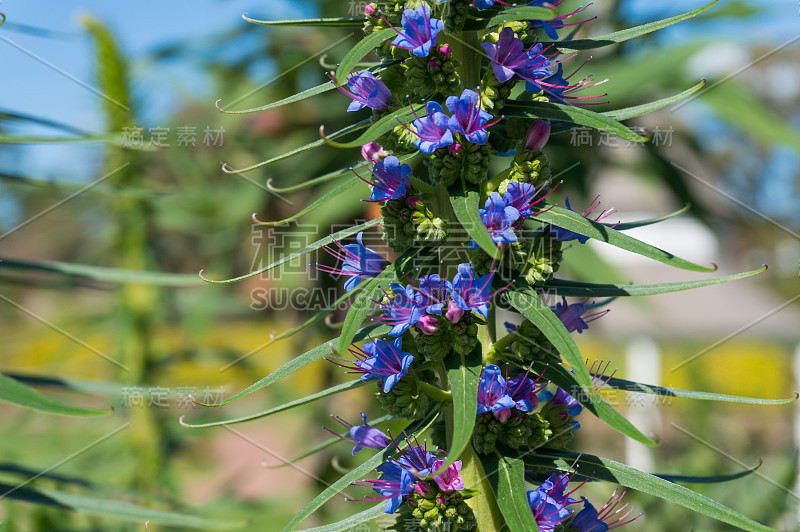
[368,156,412,202]
[540,62,608,106]
[507,372,542,413]
[477,192,520,246]
[552,297,608,334]
[570,492,641,531]
[396,442,438,477]
[338,71,393,112]
[332,337,414,393]
[390,5,444,58]
[528,473,576,532]
[325,412,391,456]
[377,283,426,336]
[481,27,553,91]
[451,262,494,319]
[445,89,494,145]
[410,101,454,155]
[365,461,416,514]
[527,0,594,41]
[416,274,452,315]
[317,232,387,292]
[539,387,584,426]
[477,365,517,416]
[503,181,549,218]
[473,0,497,9]
[547,196,616,243]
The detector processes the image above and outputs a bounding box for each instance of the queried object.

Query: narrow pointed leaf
[200,218,382,284]
[0,258,202,286]
[197,324,389,407]
[0,482,243,529]
[323,103,425,149]
[222,119,370,174]
[0,373,110,417]
[297,503,385,532]
[255,175,363,225]
[335,28,396,83]
[603,376,798,405]
[469,6,557,29]
[479,452,540,532]
[180,380,368,428]
[282,411,441,531]
[529,205,717,272]
[433,347,481,476]
[338,248,418,351]
[451,183,501,259]
[217,81,335,114]
[525,451,776,532]
[503,100,649,143]
[655,464,762,484]
[243,15,366,27]
[549,1,718,53]
[604,81,707,121]
[538,267,766,298]
[610,204,691,230]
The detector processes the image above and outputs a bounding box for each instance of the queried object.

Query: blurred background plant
[0,0,797,530]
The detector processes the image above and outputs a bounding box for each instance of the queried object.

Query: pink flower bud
[439,44,452,60]
[417,315,440,335]
[445,300,465,323]
[415,482,432,496]
[524,119,551,152]
[494,408,512,423]
[361,141,387,163]
[364,4,377,17]
[449,143,463,156]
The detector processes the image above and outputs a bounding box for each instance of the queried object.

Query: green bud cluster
[375,374,431,420]
[382,197,448,252]
[363,3,406,60]
[451,315,479,356]
[403,47,462,99]
[427,141,492,187]
[510,318,561,364]
[403,483,477,531]
[473,410,554,454]
[442,0,471,33]
[414,315,453,361]
[540,401,578,449]
[480,68,514,113]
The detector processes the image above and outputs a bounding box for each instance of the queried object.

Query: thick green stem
[460,446,506,531]
[418,381,452,403]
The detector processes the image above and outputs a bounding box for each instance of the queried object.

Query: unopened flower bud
[494,408,512,423]
[439,44,452,60]
[364,4,378,17]
[361,141,387,163]
[418,314,440,335]
[524,119,551,152]
[445,300,465,323]
[449,143,463,156]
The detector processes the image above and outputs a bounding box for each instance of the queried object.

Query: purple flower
[432,459,465,492]
[410,101,454,155]
[539,387,583,426]
[482,28,552,85]
[507,372,543,413]
[368,156,412,202]
[332,337,414,392]
[377,283,426,336]
[354,461,416,514]
[362,141,388,163]
[527,0,595,41]
[528,473,576,532]
[477,192,520,246]
[503,181,550,218]
[416,274,452,315]
[338,71,393,112]
[523,119,551,152]
[317,232,387,292]
[477,365,517,419]
[552,297,608,334]
[390,5,444,58]
[445,89,494,145]
[325,413,391,456]
[570,491,641,532]
[540,62,608,106]
[396,442,438,477]
[547,196,616,243]
[451,262,495,319]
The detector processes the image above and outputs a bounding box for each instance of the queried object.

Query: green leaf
[603,376,798,405]
[525,451,777,532]
[282,411,441,531]
[216,81,335,114]
[0,257,203,286]
[503,286,593,391]
[603,81,707,121]
[529,205,717,272]
[198,324,389,407]
[469,6,557,29]
[338,248,417,351]
[655,464,762,484]
[335,28,396,83]
[296,503,385,532]
[451,182,500,259]
[609,203,691,230]
[0,373,110,417]
[434,347,481,476]
[243,15,366,27]
[180,380,368,429]
[323,103,425,149]
[547,1,718,53]
[222,119,370,174]
[538,267,767,298]
[503,100,649,143]
[255,175,363,225]
[200,218,382,284]
[479,453,540,532]
[270,415,396,469]
[0,482,243,529]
